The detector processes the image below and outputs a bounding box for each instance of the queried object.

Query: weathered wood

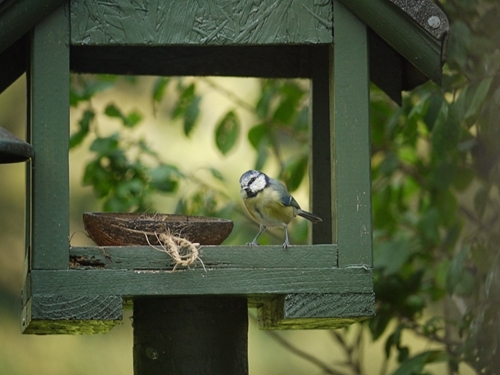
[29,4,69,270]
[134,297,248,374]
[22,295,122,334]
[70,0,332,46]
[333,1,373,267]
[310,45,334,245]
[69,244,337,270]
[26,266,373,297]
[258,293,375,329]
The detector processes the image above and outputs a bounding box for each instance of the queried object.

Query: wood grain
[70,0,332,46]
[69,244,337,270]
[257,293,374,329]
[22,295,122,334]
[27,266,373,297]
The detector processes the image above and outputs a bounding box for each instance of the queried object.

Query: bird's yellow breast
[243,187,296,227]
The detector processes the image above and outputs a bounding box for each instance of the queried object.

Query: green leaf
[283,154,308,192]
[248,123,268,150]
[173,83,196,119]
[375,238,412,276]
[417,208,440,245]
[125,111,143,128]
[150,165,180,192]
[183,95,200,137]
[215,111,240,155]
[153,77,170,104]
[392,350,447,375]
[423,93,444,131]
[89,134,120,155]
[465,77,493,119]
[452,165,475,191]
[254,141,269,171]
[104,103,123,119]
[70,109,94,149]
[272,82,304,124]
[104,104,142,128]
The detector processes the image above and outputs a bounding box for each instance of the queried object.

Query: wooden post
[133,296,248,375]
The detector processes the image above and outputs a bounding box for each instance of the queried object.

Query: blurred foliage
[69,0,500,373]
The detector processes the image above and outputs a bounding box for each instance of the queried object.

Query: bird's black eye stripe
[248,177,256,186]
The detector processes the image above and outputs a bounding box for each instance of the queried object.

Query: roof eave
[338,0,449,86]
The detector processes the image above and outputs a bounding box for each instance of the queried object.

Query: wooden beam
[26,266,373,297]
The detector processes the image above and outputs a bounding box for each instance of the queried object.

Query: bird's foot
[282,240,290,249]
[247,241,260,247]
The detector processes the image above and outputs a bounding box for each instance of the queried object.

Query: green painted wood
[258,293,374,329]
[26,266,373,296]
[338,0,446,84]
[310,45,334,245]
[0,0,66,54]
[134,297,248,374]
[29,5,70,270]
[69,244,337,270]
[333,1,373,267]
[22,295,122,334]
[70,0,332,46]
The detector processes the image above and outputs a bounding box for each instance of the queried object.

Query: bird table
[0,0,449,373]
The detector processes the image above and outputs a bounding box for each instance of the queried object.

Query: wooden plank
[70,0,332,46]
[310,45,334,245]
[29,5,69,270]
[258,293,374,329]
[69,244,337,270]
[333,1,373,267]
[27,267,373,296]
[22,295,122,334]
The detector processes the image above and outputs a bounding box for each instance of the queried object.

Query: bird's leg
[248,225,266,246]
[282,225,290,249]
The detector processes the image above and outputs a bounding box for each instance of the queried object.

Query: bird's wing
[280,194,301,210]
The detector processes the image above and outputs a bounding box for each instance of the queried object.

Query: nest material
[146,231,205,272]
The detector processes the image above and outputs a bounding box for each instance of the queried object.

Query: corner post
[333,0,373,267]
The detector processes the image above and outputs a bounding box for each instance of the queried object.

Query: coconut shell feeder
[83,212,234,247]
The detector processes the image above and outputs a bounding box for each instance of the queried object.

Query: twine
[145,231,206,272]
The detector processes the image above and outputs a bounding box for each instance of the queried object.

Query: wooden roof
[0,0,449,103]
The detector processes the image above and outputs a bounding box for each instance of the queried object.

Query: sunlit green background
[1,73,477,374]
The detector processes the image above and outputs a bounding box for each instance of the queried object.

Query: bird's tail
[298,210,322,224]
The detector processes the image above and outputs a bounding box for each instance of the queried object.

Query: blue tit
[239,170,322,248]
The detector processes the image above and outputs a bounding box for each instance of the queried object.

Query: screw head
[428,16,441,29]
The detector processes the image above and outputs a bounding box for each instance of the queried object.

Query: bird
[239,170,322,248]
